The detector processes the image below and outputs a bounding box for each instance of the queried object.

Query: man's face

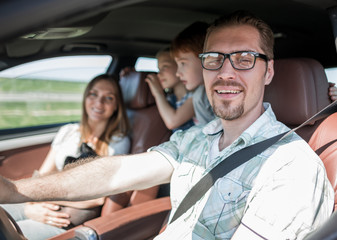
[203,25,274,121]
[174,51,204,91]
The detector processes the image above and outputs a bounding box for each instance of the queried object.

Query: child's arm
[145,73,195,130]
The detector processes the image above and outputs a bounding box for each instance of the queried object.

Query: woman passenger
[2,74,130,240]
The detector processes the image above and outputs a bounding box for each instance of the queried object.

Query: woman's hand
[145,73,164,99]
[24,202,71,228]
[329,82,337,102]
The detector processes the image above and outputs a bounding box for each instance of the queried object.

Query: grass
[0,77,86,129]
[0,77,86,93]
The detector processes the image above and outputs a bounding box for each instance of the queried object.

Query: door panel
[0,143,50,180]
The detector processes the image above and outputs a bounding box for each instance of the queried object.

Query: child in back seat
[145,47,195,132]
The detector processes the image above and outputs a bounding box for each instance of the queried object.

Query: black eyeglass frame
[198,51,269,71]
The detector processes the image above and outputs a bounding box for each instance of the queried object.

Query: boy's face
[174,51,204,91]
[157,52,180,89]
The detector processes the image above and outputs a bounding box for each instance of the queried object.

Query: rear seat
[101,71,172,214]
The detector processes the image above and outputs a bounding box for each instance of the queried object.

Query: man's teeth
[216,90,240,94]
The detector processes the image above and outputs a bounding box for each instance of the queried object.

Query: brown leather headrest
[120,71,155,109]
[264,58,330,125]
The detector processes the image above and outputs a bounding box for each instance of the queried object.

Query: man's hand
[24,202,71,228]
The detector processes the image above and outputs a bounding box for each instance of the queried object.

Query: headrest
[120,71,155,109]
[264,58,330,126]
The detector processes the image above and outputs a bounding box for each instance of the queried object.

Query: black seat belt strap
[170,101,337,224]
[315,139,337,155]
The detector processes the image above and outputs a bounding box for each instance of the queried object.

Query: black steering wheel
[0,206,26,240]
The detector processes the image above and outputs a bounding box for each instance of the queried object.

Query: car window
[135,57,158,72]
[325,68,337,85]
[0,55,112,130]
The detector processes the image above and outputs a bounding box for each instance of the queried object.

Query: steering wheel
[0,206,27,240]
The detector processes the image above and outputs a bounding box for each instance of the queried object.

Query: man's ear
[264,60,274,86]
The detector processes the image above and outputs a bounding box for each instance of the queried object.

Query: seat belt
[170,100,337,224]
[314,139,337,155]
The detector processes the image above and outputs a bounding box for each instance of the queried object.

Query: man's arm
[0,151,174,203]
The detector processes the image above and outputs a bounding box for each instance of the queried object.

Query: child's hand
[329,82,337,102]
[145,73,164,98]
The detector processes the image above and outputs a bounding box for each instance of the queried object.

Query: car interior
[0,0,337,239]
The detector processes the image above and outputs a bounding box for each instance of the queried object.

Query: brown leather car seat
[264,58,331,142]
[101,71,172,215]
[308,112,337,210]
[302,111,337,240]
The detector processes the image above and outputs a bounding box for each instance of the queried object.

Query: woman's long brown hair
[80,74,130,155]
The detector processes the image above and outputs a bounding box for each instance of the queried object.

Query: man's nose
[218,58,236,76]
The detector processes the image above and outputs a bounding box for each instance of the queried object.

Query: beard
[212,99,244,120]
[210,80,245,120]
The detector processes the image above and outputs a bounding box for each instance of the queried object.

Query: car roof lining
[0,0,336,70]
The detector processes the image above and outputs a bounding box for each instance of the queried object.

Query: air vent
[21,27,92,40]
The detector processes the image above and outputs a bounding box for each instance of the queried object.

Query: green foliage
[0,77,86,93]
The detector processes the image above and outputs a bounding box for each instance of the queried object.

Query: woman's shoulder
[57,123,80,136]
[60,122,80,130]
[53,123,80,146]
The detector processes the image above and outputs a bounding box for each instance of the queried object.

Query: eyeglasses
[198,51,269,71]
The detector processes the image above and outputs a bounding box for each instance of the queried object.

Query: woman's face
[85,80,117,124]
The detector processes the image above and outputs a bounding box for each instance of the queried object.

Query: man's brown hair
[206,10,274,60]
